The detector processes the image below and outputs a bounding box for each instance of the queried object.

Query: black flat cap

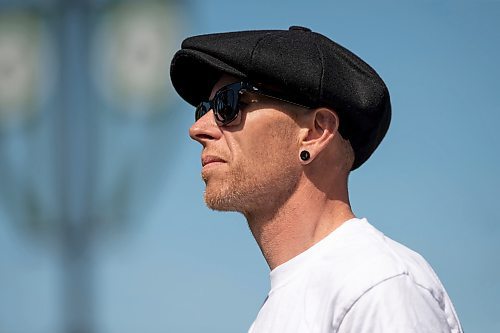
[170,26,391,170]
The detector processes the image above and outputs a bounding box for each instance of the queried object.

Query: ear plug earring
[300,150,310,161]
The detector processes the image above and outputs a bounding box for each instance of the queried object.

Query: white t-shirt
[248,218,463,333]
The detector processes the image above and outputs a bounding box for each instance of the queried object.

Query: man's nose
[189,110,222,146]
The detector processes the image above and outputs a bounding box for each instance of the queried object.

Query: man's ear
[298,108,339,163]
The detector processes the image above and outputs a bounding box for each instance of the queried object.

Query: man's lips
[201,155,226,167]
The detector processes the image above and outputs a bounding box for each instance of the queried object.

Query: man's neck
[244,180,355,271]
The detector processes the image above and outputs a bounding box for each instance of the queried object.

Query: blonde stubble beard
[202,110,303,218]
[202,152,301,219]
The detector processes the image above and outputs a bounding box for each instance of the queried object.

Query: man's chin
[203,188,241,212]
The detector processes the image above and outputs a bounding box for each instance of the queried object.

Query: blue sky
[0,1,499,332]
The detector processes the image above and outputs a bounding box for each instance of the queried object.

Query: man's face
[189,75,303,215]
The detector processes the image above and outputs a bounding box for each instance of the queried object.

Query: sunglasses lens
[214,88,239,125]
[194,83,243,126]
[195,102,209,121]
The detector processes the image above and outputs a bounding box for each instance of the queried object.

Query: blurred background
[0,0,498,332]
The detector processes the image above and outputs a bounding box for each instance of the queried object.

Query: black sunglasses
[195,81,311,126]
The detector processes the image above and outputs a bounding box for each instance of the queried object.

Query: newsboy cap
[170,26,391,170]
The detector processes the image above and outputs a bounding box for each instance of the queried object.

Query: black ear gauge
[300,150,310,161]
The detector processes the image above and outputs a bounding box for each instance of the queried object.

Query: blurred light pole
[0,0,184,332]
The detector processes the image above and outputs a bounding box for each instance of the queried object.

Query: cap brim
[170,49,247,107]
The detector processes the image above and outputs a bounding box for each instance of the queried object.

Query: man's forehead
[209,75,240,99]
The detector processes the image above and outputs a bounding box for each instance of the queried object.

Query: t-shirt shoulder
[305,218,450,330]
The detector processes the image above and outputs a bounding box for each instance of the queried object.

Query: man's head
[188,74,354,215]
[170,26,391,215]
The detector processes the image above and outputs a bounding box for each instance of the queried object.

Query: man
[170,26,463,333]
